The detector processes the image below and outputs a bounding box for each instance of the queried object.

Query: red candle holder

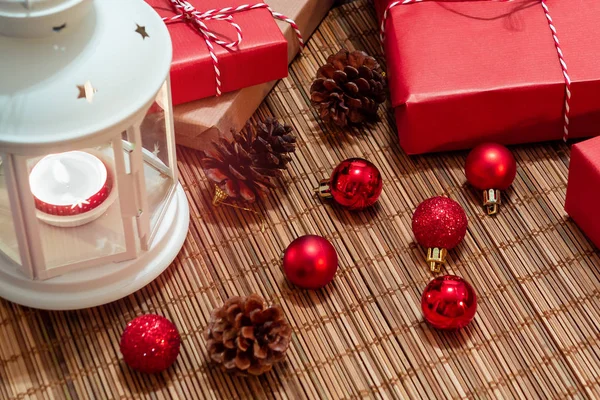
[29,151,113,217]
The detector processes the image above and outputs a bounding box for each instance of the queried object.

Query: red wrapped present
[148,0,290,105]
[375,0,600,154]
[565,137,600,248]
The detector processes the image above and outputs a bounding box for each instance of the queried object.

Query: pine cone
[199,118,296,203]
[310,49,387,127]
[206,294,292,376]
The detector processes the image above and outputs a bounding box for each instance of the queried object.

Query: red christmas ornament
[421,275,477,330]
[316,158,383,211]
[412,197,468,272]
[283,235,338,289]
[120,314,181,374]
[465,143,517,215]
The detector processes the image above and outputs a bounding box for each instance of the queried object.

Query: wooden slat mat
[2,1,600,398]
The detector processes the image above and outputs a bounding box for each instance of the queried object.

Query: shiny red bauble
[411,197,468,250]
[324,158,383,211]
[421,275,477,330]
[465,143,517,190]
[120,315,181,374]
[283,235,338,289]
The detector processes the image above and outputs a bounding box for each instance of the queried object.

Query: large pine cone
[310,50,386,127]
[206,294,292,376]
[199,118,296,203]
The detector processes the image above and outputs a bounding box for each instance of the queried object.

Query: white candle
[29,151,109,215]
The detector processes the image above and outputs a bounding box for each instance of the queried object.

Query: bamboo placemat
[2,1,600,398]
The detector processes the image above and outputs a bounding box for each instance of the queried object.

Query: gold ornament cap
[483,189,501,215]
[212,185,229,206]
[315,178,333,199]
[427,247,448,273]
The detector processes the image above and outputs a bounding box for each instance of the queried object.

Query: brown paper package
[173,0,334,151]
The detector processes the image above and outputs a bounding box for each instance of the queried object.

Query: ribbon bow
[380,0,572,141]
[163,0,304,96]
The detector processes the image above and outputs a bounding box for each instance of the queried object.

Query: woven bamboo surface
[2,1,600,398]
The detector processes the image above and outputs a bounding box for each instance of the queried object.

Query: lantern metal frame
[0,0,190,309]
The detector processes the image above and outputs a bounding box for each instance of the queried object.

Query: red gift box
[565,137,600,248]
[375,0,600,154]
[148,0,289,105]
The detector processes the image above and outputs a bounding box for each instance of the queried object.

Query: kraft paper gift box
[172,0,334,150]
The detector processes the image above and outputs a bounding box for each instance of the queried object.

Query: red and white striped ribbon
[163,0,304,97]
[380,0,572,142]
[540,0,571,141]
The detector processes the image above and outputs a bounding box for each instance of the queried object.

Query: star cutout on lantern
[53,23,67,32]
[77,81,97,103]
[135,24,149,40]
[71,199,90,210]
[152,142,160,157]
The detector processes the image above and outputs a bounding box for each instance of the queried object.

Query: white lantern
[0,0,190,309]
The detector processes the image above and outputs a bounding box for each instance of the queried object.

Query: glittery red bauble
[120,315,181,374]
[421,275,477,330]
[329,158,383,211]
[283,235,338,289]
[412,197,468,249]
[465,143,517,190]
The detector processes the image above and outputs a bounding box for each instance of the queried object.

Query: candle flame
[52,159,70,185]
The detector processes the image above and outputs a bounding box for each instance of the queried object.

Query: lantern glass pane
[25,141,134,275]
[0,156,21,265]
[139,80,177,241]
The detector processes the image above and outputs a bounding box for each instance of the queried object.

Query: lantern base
[0,184,189,310]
